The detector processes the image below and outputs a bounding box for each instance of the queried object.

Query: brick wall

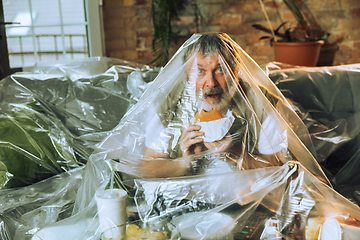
[102,0,360,67]
[102,0,153,63]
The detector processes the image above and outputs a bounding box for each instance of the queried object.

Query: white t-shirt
[145,107,287,174]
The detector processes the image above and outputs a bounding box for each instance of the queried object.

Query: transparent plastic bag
[0,57,160,189]
[266,62,360,194]
[4,33,357,240]
[0,57,160,239]
[67,33,334,239]
[83,33,327,180]
[133,162,360,240]
[30,162,360,240]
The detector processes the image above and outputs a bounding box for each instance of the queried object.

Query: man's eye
[216,68,224,73]
[198,69,204,74]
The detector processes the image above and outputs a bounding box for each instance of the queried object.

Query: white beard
[197,93,232,115]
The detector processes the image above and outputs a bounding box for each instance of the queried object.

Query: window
[3,0,104,68]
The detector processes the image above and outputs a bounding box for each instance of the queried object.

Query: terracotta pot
[272,41,324,67]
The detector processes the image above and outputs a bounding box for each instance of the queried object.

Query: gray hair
[182,33,240,73]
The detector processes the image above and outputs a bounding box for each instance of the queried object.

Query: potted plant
[151,0,188,67]
[253,0,329,66]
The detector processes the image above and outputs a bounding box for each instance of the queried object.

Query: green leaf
[151,0,187,66]
[282,0,306,25]
[0,102,80,189]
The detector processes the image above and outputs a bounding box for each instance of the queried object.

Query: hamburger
[195,108,223,122]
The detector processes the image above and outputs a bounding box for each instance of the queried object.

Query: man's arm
[142,123,205,178]
[141,148,190,178]
[203,133,232,154]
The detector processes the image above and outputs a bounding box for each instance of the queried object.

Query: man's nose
[204,72,218,88]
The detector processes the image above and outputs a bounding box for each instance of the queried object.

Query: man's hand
[179,124,205,157]
[204,133,232,153]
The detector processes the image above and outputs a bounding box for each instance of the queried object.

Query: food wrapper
[196,110,235,142]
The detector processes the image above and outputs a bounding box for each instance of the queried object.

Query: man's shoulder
[259,85,279,107]
[238,80,279,107]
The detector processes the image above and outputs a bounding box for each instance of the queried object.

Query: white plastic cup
[95,188,127,240]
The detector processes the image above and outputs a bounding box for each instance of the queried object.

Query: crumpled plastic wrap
[81,33,326,181]
[0,57,160,189]
[69,33,340,239]
[265,62,360,196]
[0,57,161,239]
[132,162,360,240]
[1,33,360,240]
[31,163,360,240]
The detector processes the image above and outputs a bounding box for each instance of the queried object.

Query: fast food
[125,224,167,240]
[195,108,223,122]
[102,224,168,240]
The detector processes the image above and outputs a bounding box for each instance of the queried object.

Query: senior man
[142,33,287,177]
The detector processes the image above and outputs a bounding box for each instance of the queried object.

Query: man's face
[189,53,231,112]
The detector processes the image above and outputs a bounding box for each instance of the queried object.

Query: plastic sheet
[132,162,360,240]
[0,57,161,239]
[0,57,160,189]
[82,33,327,180]
[0,168,83,240]
[265,62,360,195]
[30,163,360,240]
[66,33,341,239]
[2,33,360,240]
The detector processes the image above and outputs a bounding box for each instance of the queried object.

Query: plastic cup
[95,188,127,240]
